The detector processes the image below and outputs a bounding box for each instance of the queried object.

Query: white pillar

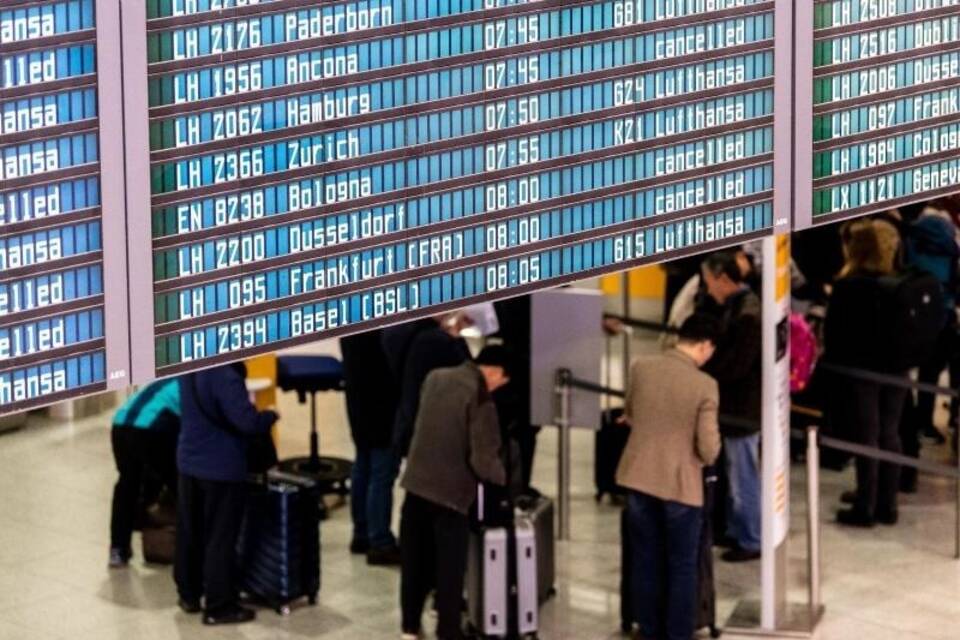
[760,234,792,629]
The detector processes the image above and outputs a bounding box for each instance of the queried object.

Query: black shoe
[349,539,369,555]
[836,508,875,528]
[713,535,738,549]
[876,509,899,526]
[202,605,256,626]
[178,599,202,614]
[840,490,857,504]
[367,544,402,566]
[721,547,761,563]
[899,476,918,494]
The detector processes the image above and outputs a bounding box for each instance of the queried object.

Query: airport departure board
[0,0,794,413]
[809,0,960,223]
[140,0,784,376]
[0,0,129,413]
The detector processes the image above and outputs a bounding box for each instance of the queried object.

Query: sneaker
[721,547,761,563]
[202,605,256,626]
[108,547,130,569]
[836,508,875,528]
[367,544,402,566]
[350,539,370,555]
[178,599,202,614]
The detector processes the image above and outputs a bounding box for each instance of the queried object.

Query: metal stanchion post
[955,450,960,559]
[806,426,821,612]
[555,369,572,541]
[621,272,631,389]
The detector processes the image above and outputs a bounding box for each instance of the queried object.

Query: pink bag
[790,313,818,394]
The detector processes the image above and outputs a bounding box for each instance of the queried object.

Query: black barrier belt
[604,313,960,400]
[561,373,759,434]
[559,371,960,480]
[789,427,960,481]
[818,362,959,399]
[603,314,679,334]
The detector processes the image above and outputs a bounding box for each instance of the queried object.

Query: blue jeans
[626,491,702,640]
[351,447,400,549]
[724,434,761,552]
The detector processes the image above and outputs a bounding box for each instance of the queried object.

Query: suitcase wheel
[710,625,722,638]
[308,593,318,605]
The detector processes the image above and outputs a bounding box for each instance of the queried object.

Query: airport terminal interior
[8,1,960,639]
[2,270,960,640]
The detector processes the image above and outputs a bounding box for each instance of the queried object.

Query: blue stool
[275,355,352,498]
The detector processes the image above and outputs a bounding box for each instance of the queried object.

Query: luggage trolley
[275,356,352,504]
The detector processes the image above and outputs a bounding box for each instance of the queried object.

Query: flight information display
[143,0,782,375]
[0,0,114,413]
[810,0,960,223]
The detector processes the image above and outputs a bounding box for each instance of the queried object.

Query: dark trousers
[513,425,540,489]
[110,427,177,551]
[899,392,919,488]
[350,446,400,549]
[916,322,960,433]
[400,493,469,640]
[626,491,702,640]
[844,380,907,518]
[174,474,247,613]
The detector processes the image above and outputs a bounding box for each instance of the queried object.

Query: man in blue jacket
[175,363,278,625]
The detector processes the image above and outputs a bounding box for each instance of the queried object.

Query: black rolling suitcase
[595,408,629,502]
[238,472,321,615]
[620,468,720,638]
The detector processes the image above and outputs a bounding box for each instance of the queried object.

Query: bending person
[399,347,510,640]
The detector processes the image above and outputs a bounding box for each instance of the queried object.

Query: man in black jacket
[176,362,278,625]
[493,295,538,490]
[340,329,402,566]
[382,315,471,457]
[701,252,763,563]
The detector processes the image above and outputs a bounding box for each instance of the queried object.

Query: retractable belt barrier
[562,315,960,560]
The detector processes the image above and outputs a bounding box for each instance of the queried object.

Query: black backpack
[876,268,945,372]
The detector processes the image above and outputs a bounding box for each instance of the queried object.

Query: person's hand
[444,311,474,336]
[602,316,624,336]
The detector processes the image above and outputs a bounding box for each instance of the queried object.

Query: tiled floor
[1,339,959,639]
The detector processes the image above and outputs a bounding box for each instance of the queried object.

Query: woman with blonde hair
[823,217,908,527]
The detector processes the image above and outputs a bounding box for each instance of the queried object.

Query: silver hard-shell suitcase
[518,495,555,604]
[467,522,538,637]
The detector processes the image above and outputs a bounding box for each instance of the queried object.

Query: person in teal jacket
[109,379,181,568]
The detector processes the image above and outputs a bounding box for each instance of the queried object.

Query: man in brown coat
[617,314,722,640]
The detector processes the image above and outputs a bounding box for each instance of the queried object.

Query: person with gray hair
[700,251,763,563]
